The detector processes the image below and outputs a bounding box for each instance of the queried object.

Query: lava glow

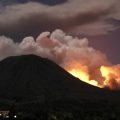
[66,62,120,90]
[100,65,120,90]
[65,62,100,87]
[68,68,98,87]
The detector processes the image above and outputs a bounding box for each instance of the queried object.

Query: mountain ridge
[0,54,119,104]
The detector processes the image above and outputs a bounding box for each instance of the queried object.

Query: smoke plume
[0,29,119,90]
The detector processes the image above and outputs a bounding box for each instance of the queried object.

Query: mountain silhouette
[0,54,119,104]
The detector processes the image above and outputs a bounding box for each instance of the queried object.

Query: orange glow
[100,66,110,80]
[66,62,99,87]
[100,65,120,90]
[66,62,120,90]
[68,68,99,87]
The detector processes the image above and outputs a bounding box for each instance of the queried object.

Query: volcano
[0,54,120,120]
[0,54,119,104]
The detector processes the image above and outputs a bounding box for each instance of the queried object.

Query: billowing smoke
[0,29,119,90]
[101,65,120,90]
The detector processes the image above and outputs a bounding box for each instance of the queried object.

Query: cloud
[0,36,19,60]
[0,29,109,67]
[0,0,120,40]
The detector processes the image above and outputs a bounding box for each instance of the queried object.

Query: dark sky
[0,0,67,5]
[0,0,120,64]
[89,29,120,64]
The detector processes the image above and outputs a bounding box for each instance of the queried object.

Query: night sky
[0,0,120,64]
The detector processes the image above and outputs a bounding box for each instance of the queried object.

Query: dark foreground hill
[0,55,120,120]
[0,54,117,102]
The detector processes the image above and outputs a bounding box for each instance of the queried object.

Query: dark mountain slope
[0,54,119,103]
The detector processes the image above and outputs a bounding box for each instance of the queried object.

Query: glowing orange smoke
[66,62,120,90]
[100,65,120,90]
[68,68,98,87]
[65,62,99,87]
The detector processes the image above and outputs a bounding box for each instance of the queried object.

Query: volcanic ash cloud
[0,29,120,90]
